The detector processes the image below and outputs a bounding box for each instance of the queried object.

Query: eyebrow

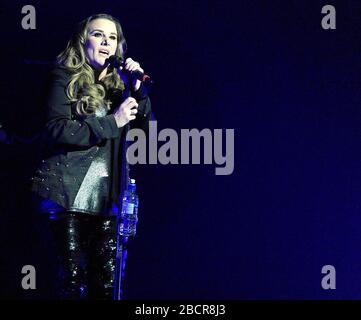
[90,29,117,36]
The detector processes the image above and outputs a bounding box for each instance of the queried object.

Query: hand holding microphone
[106,56,152,90]
[120,57,143,91]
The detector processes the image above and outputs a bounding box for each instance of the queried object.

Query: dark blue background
[1,0,361,299]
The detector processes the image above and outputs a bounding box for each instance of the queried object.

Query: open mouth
[99,49,109,56]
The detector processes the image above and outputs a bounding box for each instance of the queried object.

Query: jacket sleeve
[44,67,122,147]
[130,83,152,134]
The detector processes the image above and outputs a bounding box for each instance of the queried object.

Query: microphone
[106,55,152,83]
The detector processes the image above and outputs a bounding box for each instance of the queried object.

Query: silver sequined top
[68,105,112,214]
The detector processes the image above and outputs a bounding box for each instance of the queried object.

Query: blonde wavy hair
[56,14,127,116]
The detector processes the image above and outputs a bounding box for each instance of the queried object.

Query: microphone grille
[107,55,123,68]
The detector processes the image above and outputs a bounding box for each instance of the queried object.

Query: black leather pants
[49,213,118,300]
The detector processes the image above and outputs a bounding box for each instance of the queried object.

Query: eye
[93,32,103,37]
[110,36,117,40]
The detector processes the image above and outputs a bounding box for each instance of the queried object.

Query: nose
[101,36,109,46]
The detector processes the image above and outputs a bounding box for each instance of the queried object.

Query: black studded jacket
[30,65,151,211]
